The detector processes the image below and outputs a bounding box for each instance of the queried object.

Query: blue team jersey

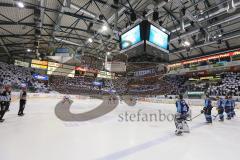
[204,98,212,108]
[176,99,189,114]
[224,99,232,107]
[230,99,235,108]
[217,98,224,108]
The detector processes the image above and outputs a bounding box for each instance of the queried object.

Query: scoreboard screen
[120,25,141,49]
[149,25,169,50]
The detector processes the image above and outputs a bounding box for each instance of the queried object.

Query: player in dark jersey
[0,84,11,122]
[18,84,27,116]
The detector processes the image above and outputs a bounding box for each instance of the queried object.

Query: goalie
[174,94,191,136]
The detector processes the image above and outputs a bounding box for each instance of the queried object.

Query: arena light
[101,25,108,32]
[183,40,191,47]
[88,38,93,43]
[16,1,25,8]
[27,49,31,52]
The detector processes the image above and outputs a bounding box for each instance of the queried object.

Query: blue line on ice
[95,123,206,160]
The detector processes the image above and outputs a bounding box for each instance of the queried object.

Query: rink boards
[10,92,240,109]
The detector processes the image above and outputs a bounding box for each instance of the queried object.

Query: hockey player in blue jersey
[216,96,224,121]
[229,95,236,118]
[201,94,213,123]
[224,96,232,120]
[174,94,190,136]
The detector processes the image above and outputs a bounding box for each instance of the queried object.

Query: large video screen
[120,25,141,49]
[149,25,169,50]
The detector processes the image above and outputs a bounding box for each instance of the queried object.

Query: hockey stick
[186,112,203,121]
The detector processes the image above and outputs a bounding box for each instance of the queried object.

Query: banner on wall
[93,81,103,86]
[187,91,205,95]
[97,71,115,79]
[31,59,48,70]
[47,70,74,77]
[75,66,98,73]
[32,59,48,66]
[105,62,126,72]
[48,66,75,74]
[63,64,75,70]
[48,62,75,77]
[134,68,155,77]
[14,60,29,67]
[31,63,48,70]
[85,72,95,77]
[48,62,62,68]
[32,74,49,81]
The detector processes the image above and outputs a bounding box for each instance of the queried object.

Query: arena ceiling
[0,0,240,65]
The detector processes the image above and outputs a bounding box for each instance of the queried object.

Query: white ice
[0,97,239,160]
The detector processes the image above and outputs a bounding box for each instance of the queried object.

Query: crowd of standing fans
[207,72,240,96]
[0,62,48,92]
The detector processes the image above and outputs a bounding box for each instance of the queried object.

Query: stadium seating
[2,61,240,97]
[207,72,240,96]
[0,62,48,92]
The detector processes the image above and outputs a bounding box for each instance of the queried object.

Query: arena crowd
[0,61,239,97]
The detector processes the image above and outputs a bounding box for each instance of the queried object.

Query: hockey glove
[201,107,206,114]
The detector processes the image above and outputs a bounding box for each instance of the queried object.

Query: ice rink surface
[0,97,239,160]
